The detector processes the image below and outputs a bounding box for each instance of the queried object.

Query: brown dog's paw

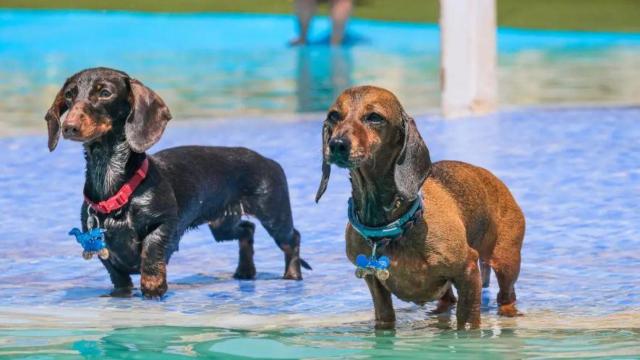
[498,303,523,317]
[141,271,168,300]
[374,320,396,330]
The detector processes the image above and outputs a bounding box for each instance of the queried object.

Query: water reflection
[1,11,639,134]
[296,46,353,112]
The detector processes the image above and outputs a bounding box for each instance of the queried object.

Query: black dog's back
[152,146,309,277]
[153,146,283,220]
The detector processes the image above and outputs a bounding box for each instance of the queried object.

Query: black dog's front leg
[81,206,134,297]
[101,259,134,297]
[139,222,174,299]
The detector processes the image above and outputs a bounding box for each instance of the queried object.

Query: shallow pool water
[0,107,639,358]
[2,10,640,133]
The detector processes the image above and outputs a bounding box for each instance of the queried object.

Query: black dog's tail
[300,258,312,270]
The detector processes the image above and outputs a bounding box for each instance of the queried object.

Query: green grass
[0,0,639,32]
[498,0,640,32]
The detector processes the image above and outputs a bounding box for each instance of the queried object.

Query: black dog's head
[44,67,172,153]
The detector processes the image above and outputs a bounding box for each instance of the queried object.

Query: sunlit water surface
[0,107,639,358]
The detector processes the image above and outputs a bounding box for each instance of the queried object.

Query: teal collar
[348,196,423,241]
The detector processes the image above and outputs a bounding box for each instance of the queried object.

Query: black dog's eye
[99,89,112,98]
[327,111,341,124]
[64,90,73,101]
[364,112,384,124]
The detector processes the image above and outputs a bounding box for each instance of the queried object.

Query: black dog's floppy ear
[394,113,431,201]
[315,122,332,203]
[44,80,69,152]
[126,78,172,153]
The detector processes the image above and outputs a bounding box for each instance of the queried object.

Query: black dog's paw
[141,285,167,300]
[101,286,133,298]
[141,273,168,300]
[233,266,257,280]
[283,257,305,280]
[282,270,303,281]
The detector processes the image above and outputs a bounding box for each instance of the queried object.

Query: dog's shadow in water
[173,272,283,285]
[60,272,286,301]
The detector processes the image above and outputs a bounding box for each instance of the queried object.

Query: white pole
[440,0,497,118]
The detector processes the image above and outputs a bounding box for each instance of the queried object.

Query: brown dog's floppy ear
[44,81,69,152]
[394,113,431,201]
[315,122,332,202]
[125,78,172,153]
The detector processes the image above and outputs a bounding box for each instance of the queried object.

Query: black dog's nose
[329,137,351,156]
[62,123,79,137]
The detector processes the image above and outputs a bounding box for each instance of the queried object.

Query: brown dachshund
[316,86,525,330]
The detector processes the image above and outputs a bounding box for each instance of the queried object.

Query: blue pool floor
[1,106,639,322]
[0,107,639,357]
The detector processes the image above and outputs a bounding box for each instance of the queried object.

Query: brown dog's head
[315,86,431,202]
[44,67,172,153]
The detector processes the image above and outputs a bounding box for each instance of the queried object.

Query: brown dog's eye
[64,90,73,101]
[327,111,341,123]
[99,89,112,98]
[364,112,384,124]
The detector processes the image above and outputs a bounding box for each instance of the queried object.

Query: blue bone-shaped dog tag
[355,254,390,280]
[69,227,109,260]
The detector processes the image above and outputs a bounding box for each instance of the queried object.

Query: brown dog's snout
[329,136,351,158]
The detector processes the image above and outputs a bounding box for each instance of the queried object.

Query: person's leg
[291,0,317,45]
[329,0,353,45]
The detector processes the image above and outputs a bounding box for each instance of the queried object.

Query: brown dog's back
[428,160,525,302]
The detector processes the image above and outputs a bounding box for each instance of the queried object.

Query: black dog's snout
[62,123,80,137]
[329,137,351,156]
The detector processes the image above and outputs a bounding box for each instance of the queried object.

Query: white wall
[440,0,497,118]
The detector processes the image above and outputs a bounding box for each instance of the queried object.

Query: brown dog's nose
[329,137,351,157]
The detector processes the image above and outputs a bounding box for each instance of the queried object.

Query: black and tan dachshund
[45,67,310,298]
[316,86,524,329]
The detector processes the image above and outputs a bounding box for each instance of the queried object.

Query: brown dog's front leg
[140,224,173,299]
[454,252,482,330]
[364,276,396,329]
